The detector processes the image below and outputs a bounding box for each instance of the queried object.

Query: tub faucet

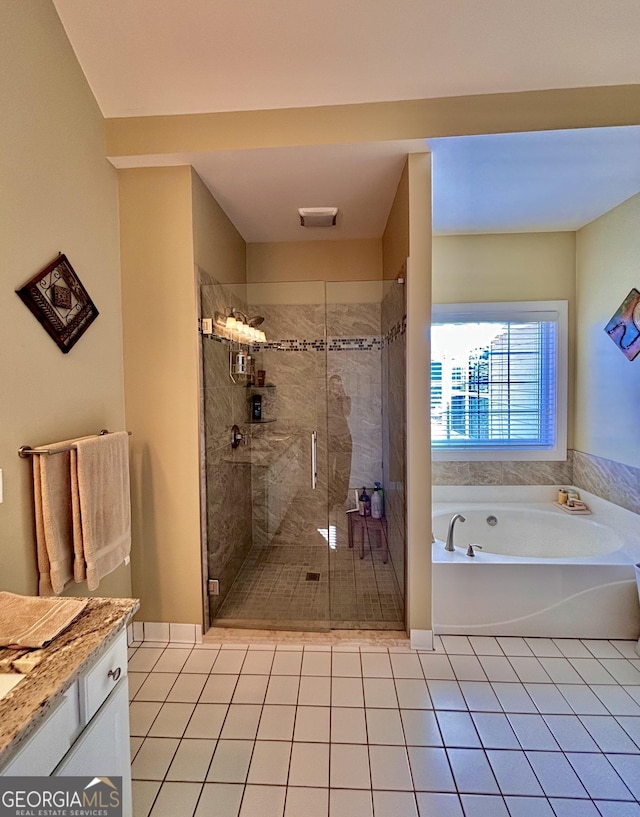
[445,513,466,551]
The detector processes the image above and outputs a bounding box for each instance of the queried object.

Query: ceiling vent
[298,207,339,228]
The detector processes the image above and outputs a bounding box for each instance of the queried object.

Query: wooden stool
[346,509,388,563]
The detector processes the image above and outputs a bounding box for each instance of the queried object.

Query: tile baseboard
[127,621,203,645]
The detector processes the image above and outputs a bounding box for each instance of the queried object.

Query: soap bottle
[371,482,384,519]
[358,487,371,517]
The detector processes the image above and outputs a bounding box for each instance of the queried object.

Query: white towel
[33,436,94,595]
[72,432,131,591]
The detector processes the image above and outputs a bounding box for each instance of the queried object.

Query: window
[431,301,568,461]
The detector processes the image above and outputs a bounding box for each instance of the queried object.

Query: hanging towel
[72,432,131,591]
[33,436,95,596]
[0,591,87,649]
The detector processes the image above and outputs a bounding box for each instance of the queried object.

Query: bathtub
[432,486,640,639]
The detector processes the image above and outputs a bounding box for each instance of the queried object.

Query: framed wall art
[604,288,640,361]
[16,254,99,353]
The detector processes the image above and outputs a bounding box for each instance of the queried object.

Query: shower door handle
[311,430,317,490]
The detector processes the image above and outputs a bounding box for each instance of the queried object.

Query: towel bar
[18,430,132,458]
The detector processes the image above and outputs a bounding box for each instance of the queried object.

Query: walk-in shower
[199,276,406,632]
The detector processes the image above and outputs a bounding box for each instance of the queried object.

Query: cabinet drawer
[1,682,80,775]
[81,632,128,722]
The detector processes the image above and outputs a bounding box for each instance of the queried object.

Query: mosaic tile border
[386,315,406,345]
[205,333,396,353]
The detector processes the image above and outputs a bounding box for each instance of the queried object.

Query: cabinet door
[54,679,131,816]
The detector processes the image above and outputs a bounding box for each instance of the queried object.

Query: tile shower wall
[382,282,407,605]
[432,454,574,487]
[574,450,640,515]
[200,276,253,620]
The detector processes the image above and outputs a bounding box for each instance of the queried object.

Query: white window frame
[431,300,568,462]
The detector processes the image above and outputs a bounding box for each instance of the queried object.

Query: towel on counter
[72,432,131,591]
[0,591,87,648]
[33,436,95,595]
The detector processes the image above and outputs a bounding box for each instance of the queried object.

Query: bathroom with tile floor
[128,633,640,817]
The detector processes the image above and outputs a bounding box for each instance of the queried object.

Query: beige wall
[575,193,640,468]
[382,164,409,281]
[192,170,247,284]
[247,240,382,283]
[433,232,577,448]
[0,1,129,599]
[119,166,202,622]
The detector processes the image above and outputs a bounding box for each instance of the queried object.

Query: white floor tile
[416,792,464,817]
[470,637,503,656]
[148,782,201,817]
[395,679,432,709]
[132,780,161,817]
[331,706,367,743]
[166,673,207,703]
[330,742,371,788]
[568,659,616,685]
[271,651,303,675]
[265,675,300,705]
[184,703,228,739]
[288,742,329,787]
[509,657,552,684]
[427,680,467,710]
[447,748,500,794]
[583,640,625,659]
[182,649,219,673]
[332,651,362,677]
[595,799,640,816]
[602,753,640,799]
[401,709,443,746]
[298,675,331,706]
[220,704,262,739]
[441,636,474,654]
[284,787,328,817]
[332,676,365,707]
[599,659,640,685]
[497,637,533,656]
[537,657,585,684]
[542,714,600,751]
[616,715,640,747]
[152,648,192,673]
[524,751,589,798]
[361,652,393,677]
[130,736,144,762]
[449,655,487,681]
[547,799,600,817]
[566,752,635,800]
[408,745,456,792]
[294,706,330,742]
[200,674,238,704]
[257,705,296,741]
[134,673,178,702]
[524,639,563,657]
[369,744,413,790]
[506,714,559,750]
[471,712,520,749]
[128,648,165,673]
[130,702,163,736]
[232,674,269,704]
[212,650,247,674]
[194,784,243,817]
[239,785,286,817]
[301,651,331,676]
[241,651,275,675]
[207,739,253,783]
[329,788,373,817]
[580,715,638,754]
[165,737,216,781]
[391,652,424,678]
[624,685,640,705]
[591,685,640,716]
[459,794,510,817]
[372,790,418,817]
[487,749,544,796]
[491,683,537,714]
[247,740,291,785]
[362,677,396,708]
[366,707,405,744]
[523,684,574,714]
[459,681,502,712]
[556,684,610,715]
[131,737,180,780]
[553,639,593,659]
[609,640,640,659]
[419,653,455,679]
[478,656,519,682]
[147,702,195,738]
[128,672,148,700]
[503,796,555,817]
[436,711,481,748]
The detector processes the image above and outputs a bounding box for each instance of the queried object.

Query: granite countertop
[0,596,139,768]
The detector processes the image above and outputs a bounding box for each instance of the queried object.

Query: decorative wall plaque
[16,254,99,353]
[604,287,640,361]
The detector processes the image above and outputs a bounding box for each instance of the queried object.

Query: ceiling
[54,0,640,241]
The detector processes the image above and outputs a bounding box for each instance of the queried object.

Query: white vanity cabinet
[0,630,131,815]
